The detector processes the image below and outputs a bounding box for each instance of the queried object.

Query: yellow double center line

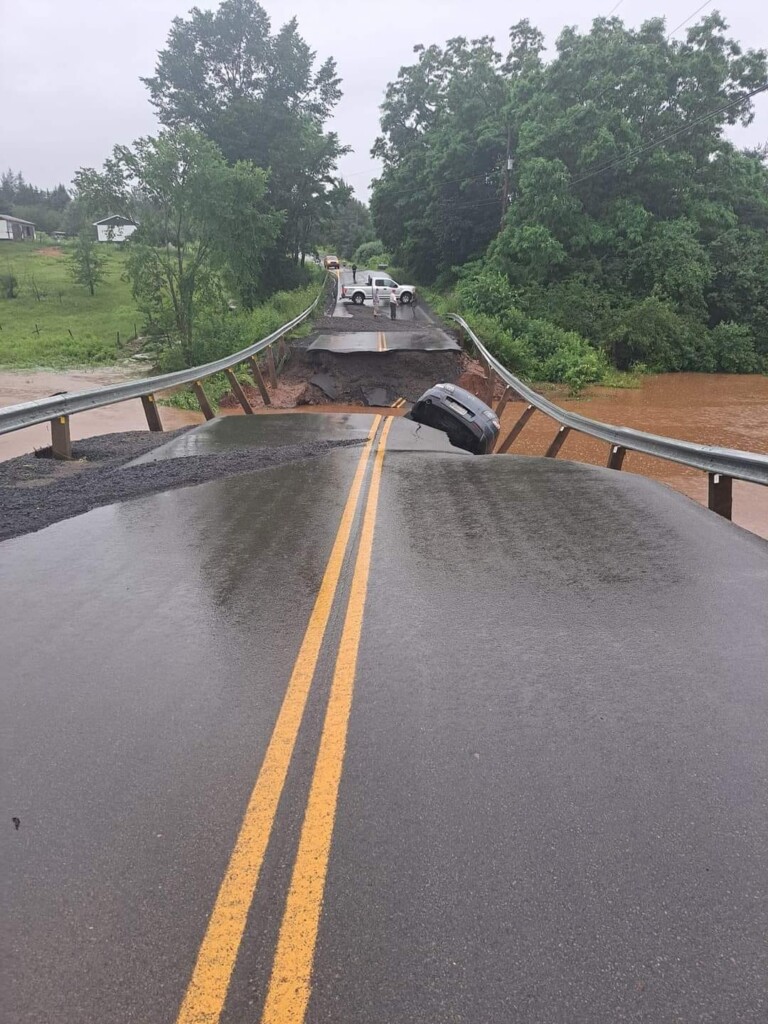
[261,416,393,1023]
[377,330,387,352]
[176,415,391,1024]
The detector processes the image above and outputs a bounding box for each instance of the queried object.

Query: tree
[75,128,282,360]
[370,12,768,371]
[67,231,107,296]
[141,0,348,284]
[325,192,374,258]
[0,169,72,234]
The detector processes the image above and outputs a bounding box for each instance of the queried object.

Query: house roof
[93,215,137,226]
[0,213,36,225]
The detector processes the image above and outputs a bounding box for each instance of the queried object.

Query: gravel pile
[0,430,363,542]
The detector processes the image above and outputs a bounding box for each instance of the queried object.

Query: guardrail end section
[708,472,733,520]
[50,415,72,460]
[141,394,164,432]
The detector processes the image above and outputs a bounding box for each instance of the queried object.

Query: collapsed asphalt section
[0,429,364,542]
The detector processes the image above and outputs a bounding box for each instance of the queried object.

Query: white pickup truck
[341,274,416,306]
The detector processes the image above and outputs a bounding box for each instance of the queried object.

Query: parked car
[341,274,416,305]
[409,383,500,455]
[323,254,340,269]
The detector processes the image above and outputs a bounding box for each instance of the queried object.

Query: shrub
[711,322,759,373]
[1,272,19,299]
[352,240,391,267]
[614,297,699,372]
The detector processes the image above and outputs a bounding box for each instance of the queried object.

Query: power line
[667,0,713,38]
[359,0,744,209]
[570,83,767,184]
[438,84,768,212]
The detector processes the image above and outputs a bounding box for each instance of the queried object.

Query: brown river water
[1,368,766,539]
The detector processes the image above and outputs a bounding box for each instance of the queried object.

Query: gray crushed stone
[0,429,364,542]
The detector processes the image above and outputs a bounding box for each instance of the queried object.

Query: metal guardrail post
[708,473,733,520]
[225,369,253,415]
[607,445,627,471]
[249,357,271,405]
[497,404,535,454]
[50,415,72,460]
[192,382,215,421]
[141,394,163,432]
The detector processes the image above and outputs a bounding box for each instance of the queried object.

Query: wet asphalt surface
[3,413,768,1022]
[308,330,460,353]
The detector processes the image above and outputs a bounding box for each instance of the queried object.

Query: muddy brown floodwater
[499,372,768,539]
[0,368,204,461]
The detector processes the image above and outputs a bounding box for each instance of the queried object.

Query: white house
[94,215,138,243]
[0,214,36,241]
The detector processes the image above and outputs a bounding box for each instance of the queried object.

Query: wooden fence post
[50,415,72,460]
[225,369,253,414]
[545,425,570,458]
[708,472,733,520]
[141,394,163,432]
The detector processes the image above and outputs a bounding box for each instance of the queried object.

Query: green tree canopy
[142,0,348,285]
[370,12,768,371]
[75,128,282,359]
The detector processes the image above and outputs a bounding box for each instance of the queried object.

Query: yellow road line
[261,417,394,1024]
[175,418,381,1024]
[381,331,388,352]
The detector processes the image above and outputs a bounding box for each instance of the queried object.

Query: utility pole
[501,125,512,230]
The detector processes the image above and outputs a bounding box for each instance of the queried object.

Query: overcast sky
[3,0,767,198]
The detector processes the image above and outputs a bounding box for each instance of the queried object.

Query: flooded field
[0,368,204,460]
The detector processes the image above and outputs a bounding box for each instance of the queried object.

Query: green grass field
[0,242,141,368]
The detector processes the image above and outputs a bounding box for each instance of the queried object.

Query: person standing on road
[372,286,380,318]
[389,287,398,320]
[411,290,418,319]
[352,263,357,282]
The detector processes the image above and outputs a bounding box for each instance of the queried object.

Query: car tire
[399,291,412,304]
[352,292,365,305]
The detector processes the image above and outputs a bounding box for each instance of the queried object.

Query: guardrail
[0,281,328,459]
[447,313,768,521]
